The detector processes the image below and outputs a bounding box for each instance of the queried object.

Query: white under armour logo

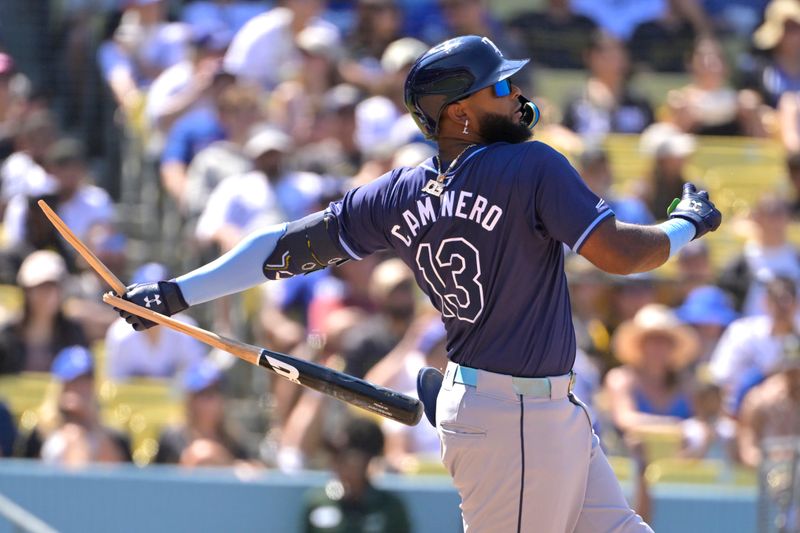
[143,295,162,308]
[689,200,704,213]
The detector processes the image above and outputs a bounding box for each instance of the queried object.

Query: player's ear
[445,101,470,126]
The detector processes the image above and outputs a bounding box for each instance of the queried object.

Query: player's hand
[116,281,189,331]
[667,183,722,240]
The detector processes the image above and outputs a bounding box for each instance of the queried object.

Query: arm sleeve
[519,143,614,252]
[175,223,287,305]
[328,171,395,259]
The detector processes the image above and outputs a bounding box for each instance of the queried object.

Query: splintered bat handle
[37,199,128,295]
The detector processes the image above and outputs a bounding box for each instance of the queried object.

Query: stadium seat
[644,458,757,486]
[0,372,55,431]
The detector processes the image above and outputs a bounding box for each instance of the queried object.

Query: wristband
[658,219,696,258]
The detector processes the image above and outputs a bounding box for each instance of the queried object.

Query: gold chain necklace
[421,144,476,197]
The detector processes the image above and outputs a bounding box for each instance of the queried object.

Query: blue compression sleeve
[175,223,288,305]
[658,219,696,258]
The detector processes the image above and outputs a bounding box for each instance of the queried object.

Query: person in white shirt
[195,127,322,252]
[710,276,800,412]
[0,110,58,207]
[105,263,207,380]
[222,0,340,90]
[718,194,800,316]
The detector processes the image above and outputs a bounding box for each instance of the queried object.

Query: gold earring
[463,120,469,135]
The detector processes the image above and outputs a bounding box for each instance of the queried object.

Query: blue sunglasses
[494,79,512,97]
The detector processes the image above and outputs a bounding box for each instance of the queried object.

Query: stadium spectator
[0,53,30,163]
[0,400,16,457]
[778,91,800,153]
[565,255,612,363]
[673,240,715,303]
[579,146,654,224]
[737,337,800,467]
[96,0,191,117]
[378,38,431,112]
[605,304,699,435]
[145,23,232,137]
[743,0,800,108]
[666,37,758,136]
[629,0,698,73]
[4,138,125,275]
[105,263,206,380]
[158,71,237,204]
[562,30,654,139]
[637,122,696,218]
[0,109,57,210]
[195,127,322,252]
[155,358,249,464]
[366,317,446,472]
[680,380,737,460]
[223,0,340,90]
[182,83,262,223]
[437,0,521,56]
[786,151,800,218]
[676,285,738,363]
[269,25,343,145]
[338,0,405,92]
[39,346,132,466]
[0,250,88,374]
[717,194,800,315]
[301,416,411,533]
[607,273,659,329]
[710,276,800,414]
[508,0,598,70]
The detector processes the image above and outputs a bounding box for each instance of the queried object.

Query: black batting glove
[667,183,722,240]
[117,280,189,331]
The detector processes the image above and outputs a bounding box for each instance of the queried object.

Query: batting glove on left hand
[667,183,722,240]
[117,281,189,331]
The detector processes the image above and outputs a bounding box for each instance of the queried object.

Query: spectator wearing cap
[195,126,322,253]
[636,122,697,218]
[5,137,125,276]
[740,0,800,108]
[737,331,800,468]
[562,30,654,139]
[155,358,248,464]
[105,263,207,381]
[301,416,411,533]
[378,38,429,112]
[181,84,263,224]
[579,146,654,225]
[710,276,800,414]
[145,22,232,136]
[718,193,800,315]
[223,0,340,90]
[676,285,738,364]
[37,346,132,465]
[0,251,88,374]
[605,304,700,436]
[508,0,598,70]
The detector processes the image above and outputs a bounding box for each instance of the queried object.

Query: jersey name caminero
[329,141,613,377]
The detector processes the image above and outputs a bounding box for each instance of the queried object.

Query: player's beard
[478,112,532,145]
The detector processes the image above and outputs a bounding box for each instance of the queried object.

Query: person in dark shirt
[562,30,654,137]
[629,2,697,73]
[508,0,598,69]
[0,250,88,375]
[302,416,411,533]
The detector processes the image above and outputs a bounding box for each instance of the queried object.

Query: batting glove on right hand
[117,281,189,331]
[667,183,722,240]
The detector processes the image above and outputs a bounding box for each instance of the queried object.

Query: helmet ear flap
[518,96,540,130]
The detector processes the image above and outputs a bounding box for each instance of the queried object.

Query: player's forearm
[580,219,673,275]
[175,223,287,305]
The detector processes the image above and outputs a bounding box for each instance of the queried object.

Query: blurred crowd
[0,0,800,529]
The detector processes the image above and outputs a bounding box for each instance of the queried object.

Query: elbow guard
[263,210,350,280]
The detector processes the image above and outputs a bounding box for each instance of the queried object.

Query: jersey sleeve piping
[572,209,614,253]
[337,233,363,260]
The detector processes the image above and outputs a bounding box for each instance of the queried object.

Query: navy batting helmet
[404,35,533,139]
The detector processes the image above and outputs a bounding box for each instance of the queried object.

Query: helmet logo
[482,37,503,57]
[429,39,461,55]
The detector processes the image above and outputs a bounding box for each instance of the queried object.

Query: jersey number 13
[416,238,485,323]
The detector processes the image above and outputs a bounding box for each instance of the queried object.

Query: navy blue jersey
[330,142,613,377]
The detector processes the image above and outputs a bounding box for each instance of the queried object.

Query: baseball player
[117,36,721,532]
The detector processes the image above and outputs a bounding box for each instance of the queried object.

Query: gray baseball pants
[436,362,653,533]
